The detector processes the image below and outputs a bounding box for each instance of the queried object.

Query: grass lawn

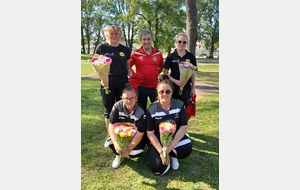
[81,55,219,190]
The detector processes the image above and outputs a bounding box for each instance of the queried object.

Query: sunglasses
[122,96,136,102]
[159,90,171,95]
[178,40,187,44]
[108,23,119,27]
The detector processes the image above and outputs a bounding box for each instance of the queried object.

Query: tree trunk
[93,30,101,54]
[185,0,197,56]
[81,26,86,54]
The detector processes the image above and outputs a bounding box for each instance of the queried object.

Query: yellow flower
[120,132,125,137]
[127,131,132,137]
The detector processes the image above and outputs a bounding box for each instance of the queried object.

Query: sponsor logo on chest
[105,53,114,57]
[172,59,179,63]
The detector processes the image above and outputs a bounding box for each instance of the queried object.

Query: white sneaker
[112,155,121,169]
[170,157,179,170]
[104,135,113,148]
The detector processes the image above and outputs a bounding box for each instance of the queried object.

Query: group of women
[93,23,196,175]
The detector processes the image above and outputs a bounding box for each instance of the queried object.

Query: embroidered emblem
[185,59,190,63]
[152,56,157,61]
[119,52,125,57]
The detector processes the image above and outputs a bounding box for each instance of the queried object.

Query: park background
[2,0,300,190]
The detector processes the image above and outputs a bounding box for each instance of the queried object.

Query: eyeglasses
[177,40,187,44]
[159,90,171,95]
[122,97,136,102]
[108,23,119,27]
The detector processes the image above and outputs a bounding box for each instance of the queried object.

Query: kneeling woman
[146,75,192,175]
[108,84,147,169]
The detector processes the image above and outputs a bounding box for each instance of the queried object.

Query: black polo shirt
[146,98,187,140]
[95,43,130,76]
[164,49,197,85]
[109,100,146,133]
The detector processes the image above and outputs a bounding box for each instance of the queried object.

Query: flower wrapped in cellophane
[113,122,137,162]
[178,61,197,95]
[159,120,177,163]
[88,54,112,94]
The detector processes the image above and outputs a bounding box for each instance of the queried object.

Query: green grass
[195,63,219,84]
[81,58,219,190]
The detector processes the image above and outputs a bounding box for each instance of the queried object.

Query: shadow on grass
[125,133,219,190]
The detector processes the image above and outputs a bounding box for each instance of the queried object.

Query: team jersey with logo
[164,49,197,85]
[146,98,187,141]
[95,43,130,76]
[130,47,164,88]
[109,100,146,133]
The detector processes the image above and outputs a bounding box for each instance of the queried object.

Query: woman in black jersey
[146,75,192,175]
[163,33,197,108]
[93,24,133,148]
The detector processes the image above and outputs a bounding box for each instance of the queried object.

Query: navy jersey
[146,98,187,141]
[109,100,146,133]
[95,43,130,76]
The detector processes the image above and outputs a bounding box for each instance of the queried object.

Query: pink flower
[91,57,98,63]
[170,126,176,133]
[159,126,168,133]
[131,130,136,136]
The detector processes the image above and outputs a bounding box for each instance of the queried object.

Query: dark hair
[122,83,139,96]
[157,74,174,91]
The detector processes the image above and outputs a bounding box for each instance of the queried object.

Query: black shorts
[100,74,128,118]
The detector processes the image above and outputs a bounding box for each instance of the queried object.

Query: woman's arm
[108,123,123,155]
[126,59,133,77]
[163,68,183,87]
[191,72,195,96]
[122,131,144,157]
[163,125,187,154]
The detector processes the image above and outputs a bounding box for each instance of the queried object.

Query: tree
[185,0,197,56]
[203,0,219,58]
[81,0,97,54]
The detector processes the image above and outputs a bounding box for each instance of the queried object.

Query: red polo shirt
[130,46,164,88]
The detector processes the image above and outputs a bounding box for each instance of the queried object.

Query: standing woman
[94,23,133,148]
[163,33,197,108]
[146,75,192,175]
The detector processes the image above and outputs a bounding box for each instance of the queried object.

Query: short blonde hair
[104,25,122,40]
[176,33,189,42]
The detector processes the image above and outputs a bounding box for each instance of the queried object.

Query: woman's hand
[163,141,176,155]
[191,87,195,96]
[101,81,108,88]
[122,148,131,158]
[159,151,170,165]
[114,143,123,155]
[174,79,184,87]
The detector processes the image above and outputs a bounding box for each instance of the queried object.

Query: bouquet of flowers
[113,122,137,162]
[159,120,177,163]
[89,54,112,94]
[178,61,197,95]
